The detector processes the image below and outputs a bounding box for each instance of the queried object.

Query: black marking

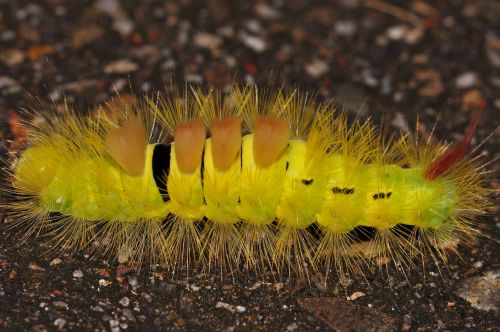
[152,144,171,202]
[285,161,289,171]
[302,178,314,185]
[332,187,355,195]
[373,192,392,200]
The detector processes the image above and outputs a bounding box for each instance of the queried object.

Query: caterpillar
[2,86,490,278]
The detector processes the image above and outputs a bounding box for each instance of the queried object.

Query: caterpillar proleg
[3,86,491,277]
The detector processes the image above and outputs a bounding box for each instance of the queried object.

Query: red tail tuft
[424,106,484,181]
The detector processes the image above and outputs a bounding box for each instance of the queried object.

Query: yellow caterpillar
[3,87,490,276]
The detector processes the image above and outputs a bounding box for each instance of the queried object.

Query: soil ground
[0,1,498,331]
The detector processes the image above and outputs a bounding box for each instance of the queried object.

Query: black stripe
[200,148,205,183]
[152,144,171,202]
[200,148,206,204]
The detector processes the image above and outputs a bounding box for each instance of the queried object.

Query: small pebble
[53,318,67,329]
[99,279,112,286]
[255,3,281,19]
[142,293,153,303]
[109,319,120,332]
[104,59,139,74]
[117,246,130,264]
[128,276,138,288]
[102,314,112,322]
[96,0,120,15]
[193,32,222,50]
[92,305,104,312]
[0,76,22,94]
[249,282,262,290]
[240,32,267,53]
[216,302,246,314]
[391,112,409,132]
[305,59,329,78]
[49,258,62,266]
[347,291,366,300]
[0,49,25,66]
[402,314,412,332]
[335,20,357,37]
[455,71,478,89]
[119,296,130,307]
[53,301,68,309]
[494,99,500,109]
[28,263,45,272]
[113,18,134,36]
[473,261,484,269]
[122,308,137,322]
[73,269,84,278]
[404,27,423,44]
[386,25,408,41]
[186,73,203,84]
[361,69,378,87]
[486,32,500,67]
[414,70,444,97]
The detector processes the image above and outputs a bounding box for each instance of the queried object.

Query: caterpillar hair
[2,86,492,279]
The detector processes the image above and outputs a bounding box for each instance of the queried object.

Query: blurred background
[0,0,498,331]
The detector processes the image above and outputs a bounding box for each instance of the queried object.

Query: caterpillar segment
[5,88,489,276]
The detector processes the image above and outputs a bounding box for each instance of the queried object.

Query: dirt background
[0,0,499,331]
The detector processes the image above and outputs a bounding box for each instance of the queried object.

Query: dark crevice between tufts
[200,148,206,204]
[304,223,417,244]
[347,226,378,242]
[306,222,322,239]
[48,212,65,222]
[152,144,171,202]
[391,223,414,239]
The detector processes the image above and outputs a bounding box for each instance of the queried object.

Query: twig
[364,0,423,27]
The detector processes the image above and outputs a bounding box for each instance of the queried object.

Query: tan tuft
[174,118,207,173]
[211,116,242,171]
[105,118,147,176]
[254,115,291,168]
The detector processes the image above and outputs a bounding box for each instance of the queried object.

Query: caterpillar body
[3,87,489,276]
